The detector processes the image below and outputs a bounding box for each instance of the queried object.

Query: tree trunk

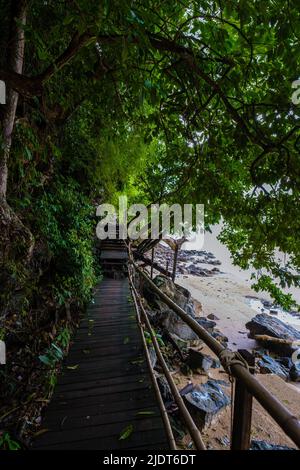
[0,1,34,272]
[0,0,27,199]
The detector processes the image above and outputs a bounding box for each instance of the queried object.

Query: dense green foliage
[0,0,300,445]
[13,0,298,309]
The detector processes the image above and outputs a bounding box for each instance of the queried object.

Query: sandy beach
[177,272,300,351]
[149,230,300,448]
[172,236,300,448]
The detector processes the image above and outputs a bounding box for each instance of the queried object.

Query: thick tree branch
[0,31,96,97]
[0,69,42,97]
[39,31,96,83]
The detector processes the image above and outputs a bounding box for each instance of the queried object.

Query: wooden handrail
[128,263,206,450]
[127,267,177,450]
[131,258,300,449]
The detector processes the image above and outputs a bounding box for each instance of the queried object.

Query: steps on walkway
[99,228,128,278]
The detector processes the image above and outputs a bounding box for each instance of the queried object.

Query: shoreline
[176,271,300,352]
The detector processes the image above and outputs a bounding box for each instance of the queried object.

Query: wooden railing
[126,243,300,450]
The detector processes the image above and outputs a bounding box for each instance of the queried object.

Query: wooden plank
[44,405,160,430]
[57,373,147,393]
[41,395,162,421]
[35,428,168,450]
[35,417,164,447]
[33,277,169,450]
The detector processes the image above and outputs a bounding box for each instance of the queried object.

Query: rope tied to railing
[219,349,252,376]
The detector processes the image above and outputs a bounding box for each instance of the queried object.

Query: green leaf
[119,424,134,440]
[39,355,51,365]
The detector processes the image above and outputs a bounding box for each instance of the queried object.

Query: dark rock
[197,317,216,332]
[157,376,173,403]
[217,436,230,447]
[187,265,209,276]
[277,357,293,369]
[213,379,230,387]
[251,440,295,451]
[262,300,273,309]
[143,275,199,341]
[164,315,199,341]
[179,383,194,396]
[187,348,220,372]
[290,310,300,318]
[145,275,196,316]
[211,330,228,346]
[246,314,300,355]
[269,309,278,315]
[207,313,220,321]
[257,354,289,380]
[182,380,230,430]
[210,267,220,274]
[168,333,193,352]
[289,363,300,382]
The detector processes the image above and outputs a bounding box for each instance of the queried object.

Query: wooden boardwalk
[34,278,169,450]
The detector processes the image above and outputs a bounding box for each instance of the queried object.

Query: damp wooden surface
[33,278,169,450]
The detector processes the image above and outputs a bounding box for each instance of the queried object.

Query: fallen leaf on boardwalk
[32,428,48,437]
[131,356,145,365]
[67,364,79,370]
[136,411,156,416]
[82,349,90,354]
[60,416,67,428]
[119,424,133,440]
[123,337,130,344]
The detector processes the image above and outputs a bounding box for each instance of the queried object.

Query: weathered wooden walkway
[34,278,169,450]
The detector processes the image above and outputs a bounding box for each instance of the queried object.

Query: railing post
[150,248,154,279]
[231,349,255,450]
[172,244,179,282]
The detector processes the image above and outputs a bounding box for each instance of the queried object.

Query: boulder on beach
[187,348,220,372]
[211,330,228,346]
[251,440,295,451]
[246,314,300,355]
[182,380,230,430]
[257,354,289,380]
[207,313,220,321]
[143,275,200,341]
[289,363,300,382]
[144,275,197,316]
[187,265,209,276]
[197,316,216,332]
[157,375,173,403]
[159,310,199,341]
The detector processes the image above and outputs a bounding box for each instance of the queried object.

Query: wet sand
[176,272,300,351]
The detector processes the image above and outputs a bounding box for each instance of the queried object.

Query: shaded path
[34,278,169,450]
